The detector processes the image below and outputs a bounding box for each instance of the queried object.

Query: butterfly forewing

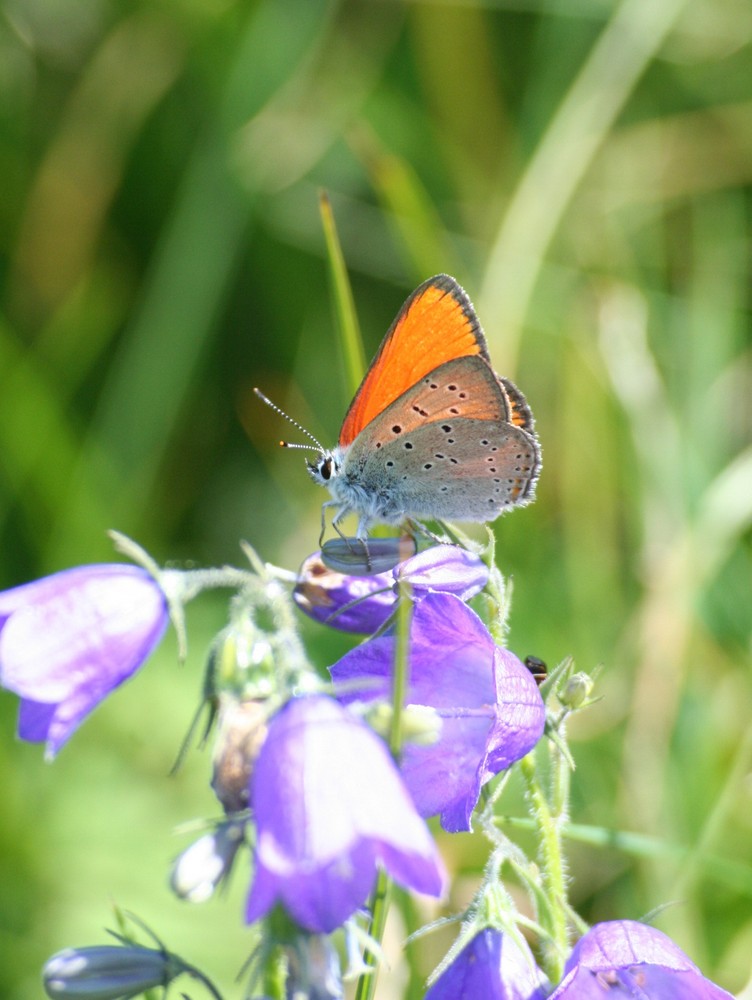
[349,356,513,443]
[338,275,489,448]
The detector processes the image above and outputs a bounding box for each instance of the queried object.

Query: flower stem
[261,944,287,1000]
[354,870,392,1000]
[519,751,569,982]
[388,580,412,757]
[355,581,412,1000]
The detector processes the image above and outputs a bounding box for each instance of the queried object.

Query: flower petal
[17,698,56,743]
[549,922,734,1000]
[0,565,167,701]
[396,544,488,601]
[0,564,168,757]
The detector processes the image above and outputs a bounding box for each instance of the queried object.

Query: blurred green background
[1,0,751,997]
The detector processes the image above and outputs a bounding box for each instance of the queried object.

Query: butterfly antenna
[253,387,325,453]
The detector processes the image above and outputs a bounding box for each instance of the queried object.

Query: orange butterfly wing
[338,275,489,448]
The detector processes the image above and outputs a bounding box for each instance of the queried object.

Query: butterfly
[258,274,541,544]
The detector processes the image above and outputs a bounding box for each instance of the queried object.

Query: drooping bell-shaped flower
[0,564,169,758]
[245,695,446,933]
[425,927,547,1000]
[330,592,545,832]
[294,543,489,634]
[547,921,734,999]
[293,552,395,633]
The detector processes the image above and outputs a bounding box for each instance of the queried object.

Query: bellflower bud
[295,543,489,634]
[284,934,344,1000]
[170,819,246,903]
[560,672,593,709]
[43,945,181,1000]
[211,698,269,813]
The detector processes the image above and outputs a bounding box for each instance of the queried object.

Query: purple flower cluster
[296,544,546,832]
[0,547,737,1000]
[426,922,734,999]
[0,544,542,937]
[238,543,544,929]
[331,591,545,832]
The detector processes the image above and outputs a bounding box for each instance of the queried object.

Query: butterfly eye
[319,457,333,481]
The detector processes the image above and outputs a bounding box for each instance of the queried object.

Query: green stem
[388,580,412,757]
[519,753,568,982]
[260,945,286,1000]
[354,582,412,1000]
[353,870,393,1000]
[551,722,571,823]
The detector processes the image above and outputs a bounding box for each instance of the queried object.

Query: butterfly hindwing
[498,376,536,433]
[344,417,539,522]
[342,355,540,522]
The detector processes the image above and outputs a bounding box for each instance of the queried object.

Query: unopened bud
[43,945,180,1000]
[561,672,594,709]
[170,819,245,902]
[285,934,343,1000]
[294,554,395,634]
[209,617,276,701]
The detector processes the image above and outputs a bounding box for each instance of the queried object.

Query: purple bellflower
[548,921,734,999]
[245,695,446,934]
[293,552,395,633]
[424,928,547,1000]
[294,544,489,634]
[0,564,169,758]
[330,592,545,832]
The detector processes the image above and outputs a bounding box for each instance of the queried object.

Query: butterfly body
[307,276,541,539]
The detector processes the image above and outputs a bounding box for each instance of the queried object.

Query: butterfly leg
[353,516,377,571]
[320,504,374,570]
[335,518,373,569]
[403,518,452,546]
[330,506,350,543]
[319,500,343,547]
[328,504,365,556]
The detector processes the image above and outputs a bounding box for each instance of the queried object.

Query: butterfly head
[307,449,342,487]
